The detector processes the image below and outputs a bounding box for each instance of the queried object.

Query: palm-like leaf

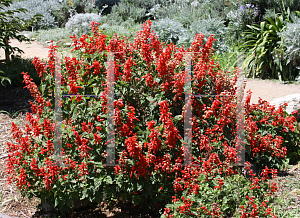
[239,14,288,80]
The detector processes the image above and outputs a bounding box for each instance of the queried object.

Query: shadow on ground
[0,86,33,118]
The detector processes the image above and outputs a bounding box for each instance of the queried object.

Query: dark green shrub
[239,15,287,80]
[0,56,40,87]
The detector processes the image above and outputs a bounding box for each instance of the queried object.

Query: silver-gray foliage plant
[152,18,186,45]
[2,0,61,29]
[278,17,300,67]
[65,13,101,36]
[177,17,229,54]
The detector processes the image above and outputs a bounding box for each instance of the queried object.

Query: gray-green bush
[99,21,141,42]
[65,13,101,36]
[278,17,300,66]
[178,18,229,54]
[3,0,61,29]
[149,0,232,27]
[35,28,72,43]
[52,0,98,28]
[106,0,173,24]
[152,18,185,45]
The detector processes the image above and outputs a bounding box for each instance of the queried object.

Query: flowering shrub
[6,20,300,216]
[244,94,300,169]
[162,167,278,217]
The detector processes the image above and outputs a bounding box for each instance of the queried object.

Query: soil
[0,39,49,61]
[0,39,300,218]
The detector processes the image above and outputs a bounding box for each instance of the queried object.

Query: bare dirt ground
[245,78,300,105]
[0,39,49,61]
[0,39,300,218]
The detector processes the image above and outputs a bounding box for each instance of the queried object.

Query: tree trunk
[4,37,10,62]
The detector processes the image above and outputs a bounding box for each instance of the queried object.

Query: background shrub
[106,1,146,24]
[278,17,300,68]
[65,13,101,36]
[151,18,185,45]
[35,27,72,43]
[99,20,141,42]
[106,0,173,24]
[226,3,259,43]
[3,0,61,29]
[52,0,98,28]
[149,0,233,27]
[244,0,300,21]
[177,18,229,54]
[94,0,120,15]
[0,56,40,87]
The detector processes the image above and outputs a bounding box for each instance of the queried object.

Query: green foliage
[150,0,231,28]
[150,17,229,54]
[99,20,141,42]
[35,27,72,43]
[226,3,259,43]
[213,50,240,74]
[239,15,288,80]
[0,56,40,87]
[180,18,229,53]
[0,70,11,87]
[107,1,147,24]
[0,0,36,62]
[162,173,275,217]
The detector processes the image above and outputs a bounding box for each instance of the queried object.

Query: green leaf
[94,177,102,189]
[173,115,182,121]
[0,70,11,87]
[55,197,59,207]
[146,96,155,103]
[82,188,88,199]
[93,86,100,96]
[105,176,113,184]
